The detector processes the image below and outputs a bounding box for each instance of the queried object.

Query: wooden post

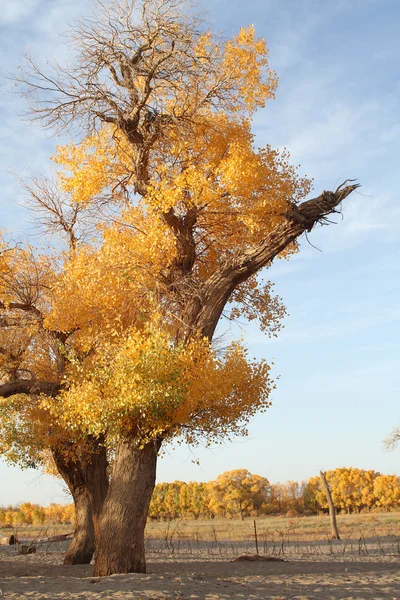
[320,470,340,540]
[253,520,259,555]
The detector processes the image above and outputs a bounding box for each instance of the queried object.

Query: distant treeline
[1,467,399,526]
[148,467,400,520]
[0,502,74,527]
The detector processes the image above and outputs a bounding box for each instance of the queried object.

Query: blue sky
[0,0,399,505]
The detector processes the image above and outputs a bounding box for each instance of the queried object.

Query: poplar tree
[11,0,358,575]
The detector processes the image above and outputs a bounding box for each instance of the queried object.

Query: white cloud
[0,0,41,25]
[340,193,398,237]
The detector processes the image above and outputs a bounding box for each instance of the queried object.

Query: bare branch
[16,174,102,249]
[0,379,61,398]
[384,426,400,451]
[14,0,275,195]
[0,300,42,318]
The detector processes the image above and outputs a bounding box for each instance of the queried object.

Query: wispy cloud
[0,0,41,25]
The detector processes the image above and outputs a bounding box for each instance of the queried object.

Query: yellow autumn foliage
[2,12,314,459]
[0,503,74,526]
[2,465,399,527]
[308,467,387,514]
[208,469,270,519]
[52,114,310,280]
[42,322,272,443]
[0,244,60,383]
[23,21,310,445]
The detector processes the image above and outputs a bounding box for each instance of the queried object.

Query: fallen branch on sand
[231,555,286,562]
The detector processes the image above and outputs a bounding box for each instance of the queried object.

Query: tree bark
[179,183,360,343]
[93,437,160,576]
[0,379,61,398]
[63,485,95,565]
[320,470,340,540]
[53,447,94,565]
[84,438,109,546]
[52,436,109,565]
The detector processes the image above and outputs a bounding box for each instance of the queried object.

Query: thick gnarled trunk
[52,436,109,565]
[93,438,159,577]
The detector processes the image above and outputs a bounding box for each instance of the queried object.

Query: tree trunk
[320,470,340,540]
[52,436,109,565]
[64,485,95,565]
[93,437,160,576]
[84,438,109,547]
[53,447,94,565]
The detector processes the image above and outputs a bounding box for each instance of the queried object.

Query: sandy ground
[1,551,400,599]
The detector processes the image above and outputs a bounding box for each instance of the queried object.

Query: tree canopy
[1,0,359,576]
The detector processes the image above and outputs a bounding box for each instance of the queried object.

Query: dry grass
[2,511,399,560]
[144,512,400,559]
[145,511,400,541]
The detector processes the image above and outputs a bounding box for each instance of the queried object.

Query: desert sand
[1,549,400,599]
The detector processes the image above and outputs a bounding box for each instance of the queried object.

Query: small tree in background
[208,469,270,519]
[384,427,400,451]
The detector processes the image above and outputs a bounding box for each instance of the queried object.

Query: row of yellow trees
[2,468,399,526]
[0,503,74,527]
[149,468,400,518]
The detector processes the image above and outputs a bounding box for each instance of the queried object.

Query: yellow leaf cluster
[52,115,311,283]
[308,467,386,513]
[44,323,272,443]
[45,209,176,347]
[52,126,133,206]
[0,395,57,469]
[222,26,277,113]
[0,246,61,383]
[373,474,400,508]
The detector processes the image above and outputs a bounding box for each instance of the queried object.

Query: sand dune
[1,551,400,599]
